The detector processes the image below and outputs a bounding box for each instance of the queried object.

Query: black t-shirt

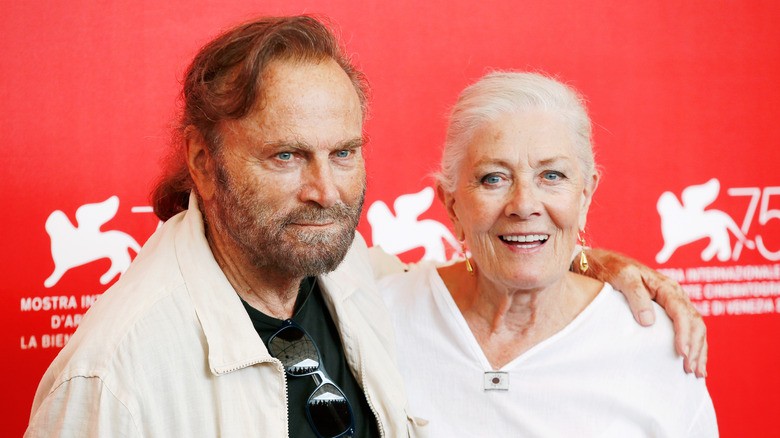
[241,278,380,438]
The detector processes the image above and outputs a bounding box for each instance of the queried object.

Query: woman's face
[441,109,597,290]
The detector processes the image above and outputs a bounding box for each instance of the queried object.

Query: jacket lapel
[175,193,273,375]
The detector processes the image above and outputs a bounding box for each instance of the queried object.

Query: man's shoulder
[49,283,192,376]
[37,218,198,392]
[377,262,437,311]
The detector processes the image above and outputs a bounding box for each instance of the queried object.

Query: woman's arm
[573,248,707,378]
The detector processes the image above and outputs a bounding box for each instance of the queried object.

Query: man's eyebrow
[261,137,366,151]
[338,137,367,150]
[261,140,311,151]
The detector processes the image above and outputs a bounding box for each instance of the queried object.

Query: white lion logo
[44,196,141,288]
[656,178,754,263]
[367,187,459,262]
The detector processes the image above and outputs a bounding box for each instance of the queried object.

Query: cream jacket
[26,195,426,437]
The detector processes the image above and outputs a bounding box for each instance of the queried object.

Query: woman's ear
[185,126,217,202]
[436,181,464,241]
[578,171,600,231]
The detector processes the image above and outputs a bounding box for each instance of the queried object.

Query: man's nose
[299,161,340,208]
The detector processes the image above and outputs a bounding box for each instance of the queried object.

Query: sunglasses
[267,319,356,438]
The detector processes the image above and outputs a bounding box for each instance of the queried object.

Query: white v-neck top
[379,263,717,437]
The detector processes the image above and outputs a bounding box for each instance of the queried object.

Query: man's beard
[209,164,365,278]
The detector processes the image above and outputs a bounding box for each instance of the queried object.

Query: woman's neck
[438,261,602,369]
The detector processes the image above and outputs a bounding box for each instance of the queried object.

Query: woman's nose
[504,181,542,218]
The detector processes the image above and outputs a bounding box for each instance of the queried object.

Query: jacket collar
[174,193,374,375]
[319,231,375,305]
[175,194,272,375]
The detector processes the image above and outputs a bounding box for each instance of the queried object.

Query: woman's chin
[491,271,550,291]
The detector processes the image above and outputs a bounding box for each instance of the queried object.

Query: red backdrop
[3,1,778,436]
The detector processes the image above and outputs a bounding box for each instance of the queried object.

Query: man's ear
[436,182,464,241]
[578,171,600,231]
[185,126,217,202]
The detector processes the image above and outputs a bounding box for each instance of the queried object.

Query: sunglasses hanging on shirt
[268,319,356,438]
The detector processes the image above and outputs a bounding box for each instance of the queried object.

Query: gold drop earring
[460,241,474,274]
[578,232,589,273]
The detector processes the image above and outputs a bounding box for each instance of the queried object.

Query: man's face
[207,59,366,278]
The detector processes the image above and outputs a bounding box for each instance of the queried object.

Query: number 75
[728,186,780,261]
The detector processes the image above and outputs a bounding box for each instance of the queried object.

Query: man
[26,16,705,437]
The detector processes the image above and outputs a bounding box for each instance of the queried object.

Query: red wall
[4,1,778,436]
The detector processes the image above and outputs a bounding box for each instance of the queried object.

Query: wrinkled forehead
[468,110,577,156]
[261,60,362,117]
[217,59,365,153]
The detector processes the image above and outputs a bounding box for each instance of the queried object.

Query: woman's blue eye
[482,174,501,184]
[277,152,293,161]
[543,171,563,181]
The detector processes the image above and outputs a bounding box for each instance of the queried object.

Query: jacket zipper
[282,362,290,438]
[359,345,385,438]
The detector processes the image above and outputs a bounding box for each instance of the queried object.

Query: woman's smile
[498,233,550,249]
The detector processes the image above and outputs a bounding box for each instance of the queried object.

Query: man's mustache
[281,202,357,226]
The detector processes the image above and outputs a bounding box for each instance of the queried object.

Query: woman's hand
[575,248,707,378]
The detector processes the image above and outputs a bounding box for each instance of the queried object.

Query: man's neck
[206,224,302,320]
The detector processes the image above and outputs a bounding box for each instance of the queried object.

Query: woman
[380,72,717,436]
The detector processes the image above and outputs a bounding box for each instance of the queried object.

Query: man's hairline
[200,56,367,154]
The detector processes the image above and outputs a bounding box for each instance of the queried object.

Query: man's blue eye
[277,152,293,161]
[335,150,351,158]
[544,171,563,180]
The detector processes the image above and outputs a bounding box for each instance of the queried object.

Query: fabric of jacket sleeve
[25,376,139,438]
[367,245,408,280]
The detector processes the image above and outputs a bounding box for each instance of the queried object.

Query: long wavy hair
[151,15,369,221]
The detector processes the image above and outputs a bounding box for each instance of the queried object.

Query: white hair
[436,71,597,192]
